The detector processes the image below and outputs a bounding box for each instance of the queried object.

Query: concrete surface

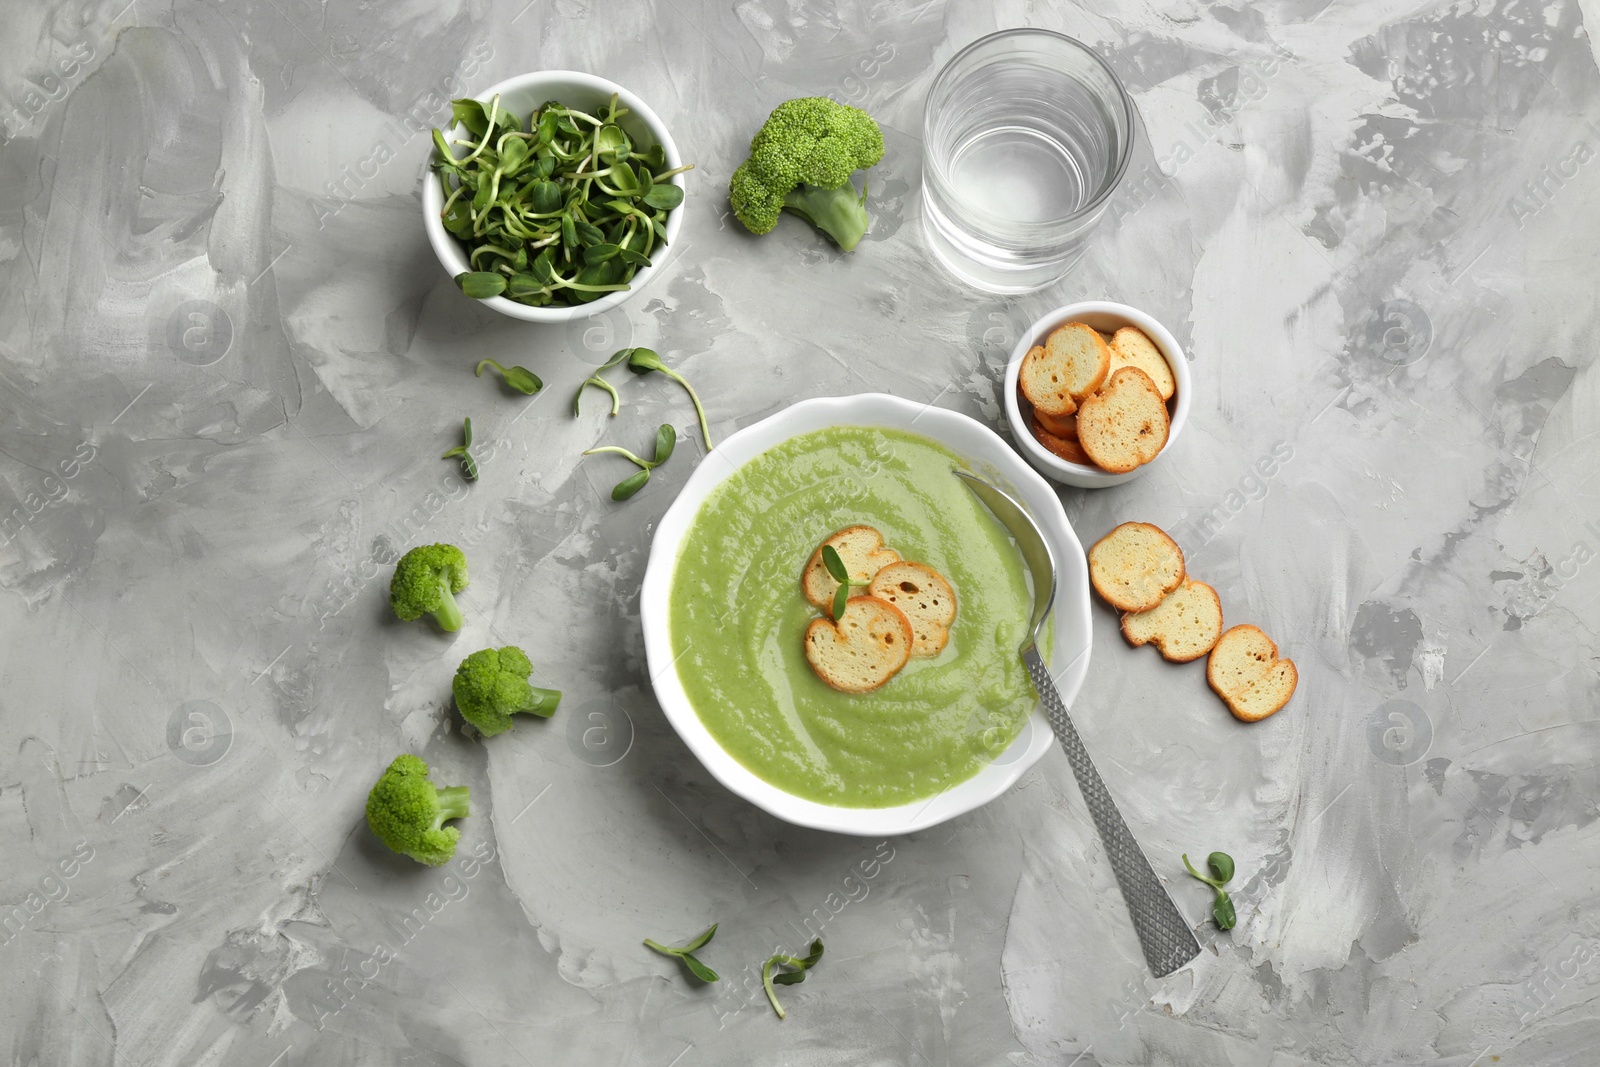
[2,0,1597,1064]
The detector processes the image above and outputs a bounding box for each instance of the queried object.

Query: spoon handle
[1023,647,1201,977]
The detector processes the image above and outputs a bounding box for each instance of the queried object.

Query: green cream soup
[669,426,1043,807]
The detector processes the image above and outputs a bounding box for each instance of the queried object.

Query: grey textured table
[3,1,1596,1064]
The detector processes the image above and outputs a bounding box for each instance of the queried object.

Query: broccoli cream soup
[669,426,1044,807]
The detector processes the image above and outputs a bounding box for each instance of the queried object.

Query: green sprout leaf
[1183,851,1237,931]
[680,954,719,983]
[455,272,507,299]
[762,939,824,1019]
[822,543,875,620]
[654,423,676,466]
[588,422,675,505]
[441,418,478,483]
[1211,890,1237,929]
[585,422,675,503]
[451,98,490,137]
[680,922,717,952]
[821,544,849,584]
[611,468,650,500]
[644,925,719,983]
[643,184,684,210]
[574,348,632,416]
[476,358,543,395]
[626,347,713,450]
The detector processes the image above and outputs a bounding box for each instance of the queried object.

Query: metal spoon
[957,470,1201,977]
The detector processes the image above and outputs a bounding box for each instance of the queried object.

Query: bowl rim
[1003,301,1191,486]
[419,69,686,324]
[639,393,1093,836]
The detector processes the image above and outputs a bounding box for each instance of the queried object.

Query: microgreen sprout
[1182,851,1237,930]
[574,348,630,416]
[761,939,823,1019]
[433,94,694,308]
[584,423,675,500]
[440,417,479,482]
[821,544,871,621]
[475,359,543,395]
[644,923,719,982]
[626,347,713,450]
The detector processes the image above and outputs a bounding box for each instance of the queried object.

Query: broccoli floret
[729,97,884,252]
[389,544,468,632]
[364,754,470,866]
[452,646,562,736]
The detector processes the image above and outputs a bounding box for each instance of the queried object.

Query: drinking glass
[921,29,1136,293]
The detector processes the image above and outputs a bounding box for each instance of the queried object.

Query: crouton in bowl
[1006,302,1191,488]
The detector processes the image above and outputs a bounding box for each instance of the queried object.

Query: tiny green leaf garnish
[821,544,849,584]
[475,358,543,395]
[433,94,693,309]
[820,543,872,620]
[626,348,713,450]
[761,939,824,1019]
[1183,851,1237,930]
[574,348,632,416]
[644,924,719,983]
[584,423,675,502]
[440,418,478,482]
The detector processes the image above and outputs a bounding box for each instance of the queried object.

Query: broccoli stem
[526,687,562,718]
[432,583,465,632]
[782,181,870,252]
[434,785,471,826]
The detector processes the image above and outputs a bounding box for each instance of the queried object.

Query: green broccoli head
[452,645,562,736]
[390,544,468,631]
[729,97,884,251]
[364,754,470,866]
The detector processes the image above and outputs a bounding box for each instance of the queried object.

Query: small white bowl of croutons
[1004,301,1190,488]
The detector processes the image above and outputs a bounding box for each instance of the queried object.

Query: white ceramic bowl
[421,71,686,324]
[1004,301,1191,488]
[640,394,1093,836]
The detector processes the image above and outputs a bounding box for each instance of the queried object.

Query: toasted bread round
[1120,579,1222,662]
[1045,323,1112,400]
[1034,408,1078,439]
[868,562,956,658]
[1019,323,1108,416]
[1030,415,1095,466]
[1018,346,1077,418]
[1077,367,1170,473]
[1108,326,1175,401]
[802,526,900,610]
[1088,522,1185,612]
[804,596,914,693]
[1207,624,1297,722]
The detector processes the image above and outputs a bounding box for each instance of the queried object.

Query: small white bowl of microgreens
[422,71,693,323]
